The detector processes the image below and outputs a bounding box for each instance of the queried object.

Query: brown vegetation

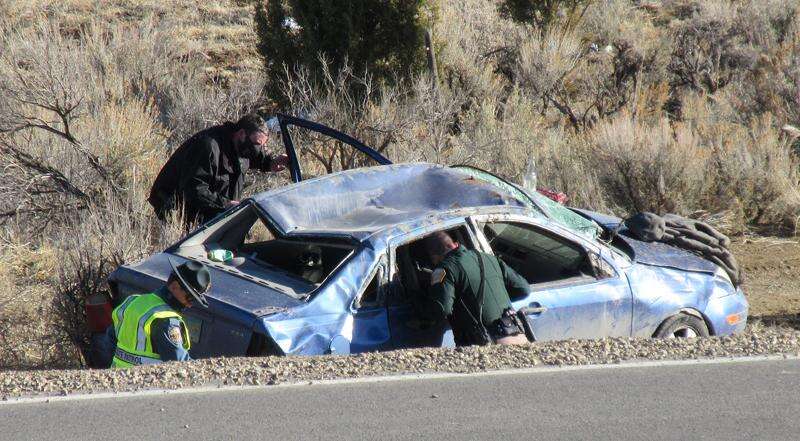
[0,0,798,369]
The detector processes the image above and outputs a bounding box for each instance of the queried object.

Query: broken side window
[391,225,475,304]
[480,221,595,286]
[236,216,354,286]
[176,203,355,296]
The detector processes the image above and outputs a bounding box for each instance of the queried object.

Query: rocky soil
[2,321,799,400]
[732,237,800,320]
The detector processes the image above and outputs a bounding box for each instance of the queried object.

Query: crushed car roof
[253,163,528,240]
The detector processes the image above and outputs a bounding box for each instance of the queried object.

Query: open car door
[276,114,392,183]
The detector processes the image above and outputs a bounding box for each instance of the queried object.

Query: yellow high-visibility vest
[111,293,190,368]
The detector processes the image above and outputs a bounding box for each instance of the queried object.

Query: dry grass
[0,0,798,369]
[0,1,264,368]
[0,0,260,79]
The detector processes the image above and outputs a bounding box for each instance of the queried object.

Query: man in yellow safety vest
[105,258,211,368]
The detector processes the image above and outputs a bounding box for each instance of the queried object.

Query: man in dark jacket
[421,231,530,346]
[148,114,289,225]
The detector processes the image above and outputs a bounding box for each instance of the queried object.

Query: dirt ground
[732,236,800,322]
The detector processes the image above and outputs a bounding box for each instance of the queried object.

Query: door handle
[521,302,547,315]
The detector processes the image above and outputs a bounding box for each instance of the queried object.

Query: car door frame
[467,212,634,340]
[345,256,393,354]
[275,114,392,183]
[384,217,482,349]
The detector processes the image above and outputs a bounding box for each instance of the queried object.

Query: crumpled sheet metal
[254,164,526,241]
[574,209,726,278]
[618,232,719,274]
[110,253,301,321]
[626,261,745,338]
[626,263,712,337]
[257,244,388,355]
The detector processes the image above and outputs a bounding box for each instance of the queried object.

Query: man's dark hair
[236,113,265,134]
[424,231,457,257]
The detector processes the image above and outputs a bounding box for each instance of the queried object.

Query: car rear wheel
[654,313,709,339]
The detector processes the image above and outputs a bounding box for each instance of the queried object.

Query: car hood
[572,209,718,275]
[111,253,303,317]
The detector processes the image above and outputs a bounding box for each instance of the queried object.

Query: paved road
[2,358,799,440]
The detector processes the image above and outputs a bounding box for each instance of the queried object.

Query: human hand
[226,200,240,208]
[270,153,289,172]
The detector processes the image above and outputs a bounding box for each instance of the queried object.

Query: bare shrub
[0,9,266,368]
[157,68,267,146]
[586,114,706,214]
[706,116,800,232]
[0,239,75,369]
[51,194,182,368]
[511,25,642,130]
[281,61,415,174]
[668,10,756,96]
[498,0,590,35]
[0,22,172,235]
[435,0,516,118]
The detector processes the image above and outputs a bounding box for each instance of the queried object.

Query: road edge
[3,354,798,406]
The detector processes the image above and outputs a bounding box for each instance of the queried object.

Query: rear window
[238,218,354,286]
[175,203,354,298]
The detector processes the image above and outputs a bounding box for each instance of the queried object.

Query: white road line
[2,354,798,406]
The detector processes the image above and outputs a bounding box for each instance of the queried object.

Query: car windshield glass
[451,165,602,240]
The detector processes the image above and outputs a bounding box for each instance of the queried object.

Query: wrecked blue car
[107,115,749,357]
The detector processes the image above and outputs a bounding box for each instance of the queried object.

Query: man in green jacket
[105,259,211,368]
[422,231,530,346]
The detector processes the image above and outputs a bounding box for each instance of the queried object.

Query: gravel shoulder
[2,322,799,400]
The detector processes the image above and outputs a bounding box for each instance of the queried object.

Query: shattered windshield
[451,166,602,240]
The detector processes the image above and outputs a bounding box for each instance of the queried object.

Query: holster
[493,308,525,337]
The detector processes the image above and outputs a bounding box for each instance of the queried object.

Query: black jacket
[148,122,273,224]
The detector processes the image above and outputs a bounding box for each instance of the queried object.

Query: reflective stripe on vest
[113,295,137,336]
[110,293,190,368]
[114,347,161,366]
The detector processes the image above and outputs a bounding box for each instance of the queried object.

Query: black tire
[653,313,710,339]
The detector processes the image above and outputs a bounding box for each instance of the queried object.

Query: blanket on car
[624,212,742,286]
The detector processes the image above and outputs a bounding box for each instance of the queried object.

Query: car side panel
[108,257,261,358]
[625,264,713,337]
[704,286,748,335]
[259,247,391,355]
[511,276,633,340]
[386,302,455,349]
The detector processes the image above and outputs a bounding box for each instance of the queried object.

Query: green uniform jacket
[424,245,530,343]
